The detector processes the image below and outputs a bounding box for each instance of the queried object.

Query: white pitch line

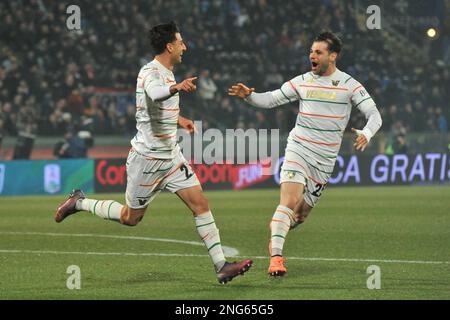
[0,232,448,265]
[244,255,450,265]
[0,249,448,266]
[0,249,209,258]
[0,231,239,257]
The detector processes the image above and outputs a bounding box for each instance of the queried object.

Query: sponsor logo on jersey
[306,90,337,100]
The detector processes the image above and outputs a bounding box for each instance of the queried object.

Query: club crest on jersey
[332,80,340,86]
[286,171,296,179]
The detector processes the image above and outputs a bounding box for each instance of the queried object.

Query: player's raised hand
[172,77,197,93]
[351,127,369,152]
[178,115,197,134]
[228,83,255,99]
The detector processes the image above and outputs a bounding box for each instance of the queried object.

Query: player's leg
[54,149,159,226]
[175,185,227,271]
[54,188,149,226]
[175,185,252,283]
[267,181,303,276]
[165,149,252,283]
[54,189,127,223]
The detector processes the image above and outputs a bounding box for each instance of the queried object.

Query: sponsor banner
[332,153,450,185]
[93,153,450,193]
[0,159,94,196]
[95,159,127,193]
[93,158,275,193]
[273,153,450,186]
[191,159,273,191]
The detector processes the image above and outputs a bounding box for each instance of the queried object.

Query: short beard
[316,62,329,75]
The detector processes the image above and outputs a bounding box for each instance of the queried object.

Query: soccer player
[228,31,382,276]
[54,21,252,284]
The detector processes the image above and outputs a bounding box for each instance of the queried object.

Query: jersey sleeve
[349,80,382,140]
[143,68,165,95]
[141,68,173,101]
[349,81,375,110]
[272,77,302,105]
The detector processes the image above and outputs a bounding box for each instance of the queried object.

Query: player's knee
[281,194,301,211]
[120,208,144,226]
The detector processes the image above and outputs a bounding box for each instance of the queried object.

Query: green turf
[0,186,449,299]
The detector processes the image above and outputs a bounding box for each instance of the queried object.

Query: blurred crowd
[1,0,449,158]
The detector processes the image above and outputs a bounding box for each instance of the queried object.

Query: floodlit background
[0,0,449,300]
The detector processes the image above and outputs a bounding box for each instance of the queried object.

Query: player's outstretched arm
[170,77,198,94]
[228,80,299,109]
[146,76,197,102]
[228,82,278,109]
[228,83,255,99]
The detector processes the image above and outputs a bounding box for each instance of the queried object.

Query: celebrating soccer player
[54,21,252,284]
[228,31,382,276]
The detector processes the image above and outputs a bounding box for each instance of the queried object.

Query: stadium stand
[0,0,449,158]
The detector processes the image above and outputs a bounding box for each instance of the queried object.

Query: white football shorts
[279,144,332,207]
[125,147,200,209]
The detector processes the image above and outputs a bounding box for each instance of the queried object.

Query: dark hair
[314,31,343,55]
[148,21,180,55]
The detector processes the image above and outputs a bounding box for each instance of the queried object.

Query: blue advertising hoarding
[0,159,94,196]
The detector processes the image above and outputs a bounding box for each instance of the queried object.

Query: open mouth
[311,61,318,69]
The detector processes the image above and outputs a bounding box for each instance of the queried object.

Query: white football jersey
[131,59,180,159]
[274,68,375,170]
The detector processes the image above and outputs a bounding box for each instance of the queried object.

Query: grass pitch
[0,186,449,300]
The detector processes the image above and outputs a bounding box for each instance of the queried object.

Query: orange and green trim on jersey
[280,87,293,102]
[296,122,342,132]
[288,80,301,98]
[354,97,373,108]
[294,135,339,147]
[301,98,348,105]
[288,148,335,175]
[352,85,363,93]
[300,85,348,91]
[291,139,337,159]
[299,111,345,119]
